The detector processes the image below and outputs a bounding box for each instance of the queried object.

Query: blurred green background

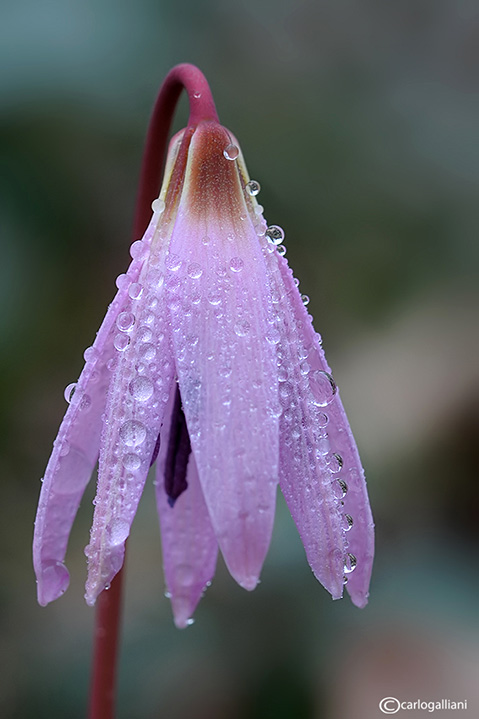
[1,1,478,717]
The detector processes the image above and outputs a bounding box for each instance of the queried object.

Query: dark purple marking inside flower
[149,430,162,468]
[165,385,191,506]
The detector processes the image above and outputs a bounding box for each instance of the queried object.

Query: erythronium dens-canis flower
[33,64,374,630]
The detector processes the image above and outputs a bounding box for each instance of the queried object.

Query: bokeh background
[1,1,478,717]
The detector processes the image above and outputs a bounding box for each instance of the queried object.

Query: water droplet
[64,383,77,403]
[254,204,264,215]
[328,452,343,473]
[344,553,357,574]
[119,419,147,447]
[266,225,285,245]
[129,376,154,401]
[342,514,354,532]
[130,240,145,259]
[137,326,153,343]
[223,143,239,160]
[277,245,287,256]
[278,366,289,382]
[116,312,135,332]
[151,198,165,213]
[114,333,130,351]
[333,478,348,499]
[266,327,281,345]
[115,273,128,289]
[229,257,244,273]
[208,291,222,306]
[128,282,143,300]
[58,441,70,458]
[271,289,281,303]
[166,253,181,271]
[246,180,261,196]
[309,370,337,406]
[83,346,97,363]
[202,235,211,246]
[301,294,310,306]
[122,452,141,471]
[187,262,203,279]
[139,343,156,362]
[317,412,329,428]
[193,91,201,99]
[234,321,250,337]
[294,278,300,287]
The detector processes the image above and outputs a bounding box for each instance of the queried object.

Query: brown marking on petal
[182,122,248,227]
[161,125,195,224]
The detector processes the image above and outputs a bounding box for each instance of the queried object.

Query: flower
[33,116,374,628]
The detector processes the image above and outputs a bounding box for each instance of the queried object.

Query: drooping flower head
[33,64,374,628]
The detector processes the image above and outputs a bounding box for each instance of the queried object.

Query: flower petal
[263,240,374,604]
[33,219,157,606]
[167,123,280,590]
[154,384,218,628]
[84,226,176,605]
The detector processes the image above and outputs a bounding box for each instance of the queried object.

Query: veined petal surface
[33,217,158,606]
[259,227,374,604]
[85,222,176,605]
[167,123,280,590]
[155,384,218,628]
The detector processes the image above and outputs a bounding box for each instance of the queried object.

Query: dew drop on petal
[64,383,77,403]
[83,346,97,363]
[166,254,182,271]
[229,257,244,273]
[119,420,147,447]
[342,514,354,532]
[140,343,156,361]
[301,294,310,306]
[246,180,261,196]
[344,553,357,574]
[115,273,128,289]
[128,282,143,300]
[223,143,239,160]
[277,245,287,256]
[328,452,344,473]
[333,478,348,499]
[317,412,329,428]
[151,198,165,213]
[130,240,145,259]
[234,321,250,337]
[265,327,281,345]
[122,452,141,471]
[187,262,203,279]
[114,333,130,352]
[129,376,154,402]
[116,312,135,332]
[137,326,153,343]
[254,204,264,215]
[309,370,337,406]
[110,519,130,546]
[266,225,285,245]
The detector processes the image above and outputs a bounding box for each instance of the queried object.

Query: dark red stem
[133,63,218,239]
[88,63,216,719]
[88,564,125,719]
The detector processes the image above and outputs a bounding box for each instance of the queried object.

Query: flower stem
[88,562,125,719]
[133,63,218,239]
[88,63,215,719]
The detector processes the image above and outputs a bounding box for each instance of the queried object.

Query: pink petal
[84,233,176,605]
[167,123,280,590]
[155,385,218,628]
[260,235,374,604]
[33,219,157,606]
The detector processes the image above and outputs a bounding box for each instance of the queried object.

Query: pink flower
[33,86,374,629]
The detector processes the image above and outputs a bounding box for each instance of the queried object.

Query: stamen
[165,385,191,506]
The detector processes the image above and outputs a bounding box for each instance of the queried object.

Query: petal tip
[171,595,196,629]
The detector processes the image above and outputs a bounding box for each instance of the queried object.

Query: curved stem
[88,562,125,719]
[133,63,219,239]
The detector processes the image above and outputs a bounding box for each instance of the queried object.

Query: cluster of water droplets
[244,177,357,588]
